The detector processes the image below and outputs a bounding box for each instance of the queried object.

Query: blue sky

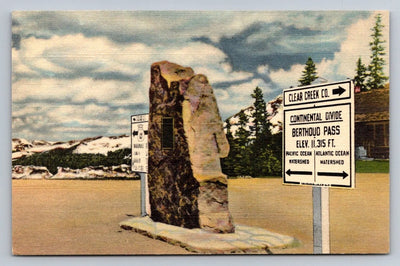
[12,11,389,141]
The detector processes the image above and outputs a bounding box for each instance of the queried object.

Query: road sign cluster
[283,80,355,188]
[131,114,149,173]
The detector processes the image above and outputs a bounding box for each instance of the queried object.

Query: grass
[355,160,389,173]
[228,159,390,178]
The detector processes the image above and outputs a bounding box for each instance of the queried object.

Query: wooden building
[355,86,389,159]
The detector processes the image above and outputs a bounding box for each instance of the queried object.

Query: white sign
[131,114,149,173]
[283,80,351,107]
[283,80,354,188]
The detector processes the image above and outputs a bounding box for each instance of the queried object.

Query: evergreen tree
[268,131,282,176]
[221,119,236,177]
[224,118,234,141]
[235,110,250,147]
[12,148,131,175]
[367,13,388,89]
[221,88,283,178]
[251,87,267,139]
[250,87,271,176]
[233,110,251,176]
[298,57,318,86]
[354,57,368,91]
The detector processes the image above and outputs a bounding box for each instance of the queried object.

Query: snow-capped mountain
[225,94,283,137]
[266,94,283,134]
[12,135,130,160]
[12,94,283,160]
[72,135,130,155]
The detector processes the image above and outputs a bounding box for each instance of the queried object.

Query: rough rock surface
[12,165,53,179]
[183,74,230,181]
[148,61,234,233]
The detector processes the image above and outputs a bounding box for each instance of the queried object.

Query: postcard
[12,11,389,255]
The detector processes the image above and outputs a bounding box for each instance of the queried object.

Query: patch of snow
[225,94,283,138]
[51,165,137,179]
[12,165,53,179]
[12,135,130,160]
[73,136,130,155]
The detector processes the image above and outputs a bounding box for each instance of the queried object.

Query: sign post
[282,80,354,253]
[131,114,150,217]
[312,186,330,254]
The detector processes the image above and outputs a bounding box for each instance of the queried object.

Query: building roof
[355,86,389,122]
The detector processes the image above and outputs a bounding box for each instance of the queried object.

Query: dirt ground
[12,173,389,255]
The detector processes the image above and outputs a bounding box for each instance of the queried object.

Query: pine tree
[354,57,367,91]
[251,87,267,139]
[221,88,283,178]
[224,118,234,141]
[233,110,251,176]
[298,57,318,86]
[249,87,271,176]
[367,13,388,89]
[221,119,236,177]
[235,110,250,148]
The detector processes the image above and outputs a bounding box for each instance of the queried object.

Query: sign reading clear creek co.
[283,80,351,107]
[283,80,355,188]
[131,114,149,173]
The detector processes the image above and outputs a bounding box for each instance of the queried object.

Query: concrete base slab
[120,216,300,254]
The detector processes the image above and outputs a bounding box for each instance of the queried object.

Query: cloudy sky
[12,11,389,141]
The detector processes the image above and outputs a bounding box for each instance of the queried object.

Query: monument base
[120,216,299,254]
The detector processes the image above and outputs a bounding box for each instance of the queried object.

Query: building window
[162,117,174,149]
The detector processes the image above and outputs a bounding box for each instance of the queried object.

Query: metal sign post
[313,186,330,254]
[131,114,150,217]
[139,173,151,217]
[282,80,354,254]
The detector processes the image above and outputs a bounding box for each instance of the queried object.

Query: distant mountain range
[12,94,283,161]
[11,95,284,179]
[12,135,130,160]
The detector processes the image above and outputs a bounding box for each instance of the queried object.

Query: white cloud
[13,34,238,106]
[12,104,47,117]
[12,11,385,141]
[161,42,225,66]
[13,78,68,102]
[12,48,37,76]
[13,33,252,140]
[269,63,305,89]
[12,100,133,141]
[195,66,253,84]
[269,12,390,88]
[317,20,370,81]
[18,37,70,74]
[214,89,230,101]
[13,77,147,106]
[216,78,271,117]
[12,117,24,129]
[13,32,259,118]
[321,11,390,81]
[14,34,155,78]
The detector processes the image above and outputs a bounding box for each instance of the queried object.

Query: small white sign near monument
[131,113,150,216]
[131,114,149,173]
[283,80,355,188]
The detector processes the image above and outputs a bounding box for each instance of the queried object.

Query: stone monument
[148,61,234,233]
